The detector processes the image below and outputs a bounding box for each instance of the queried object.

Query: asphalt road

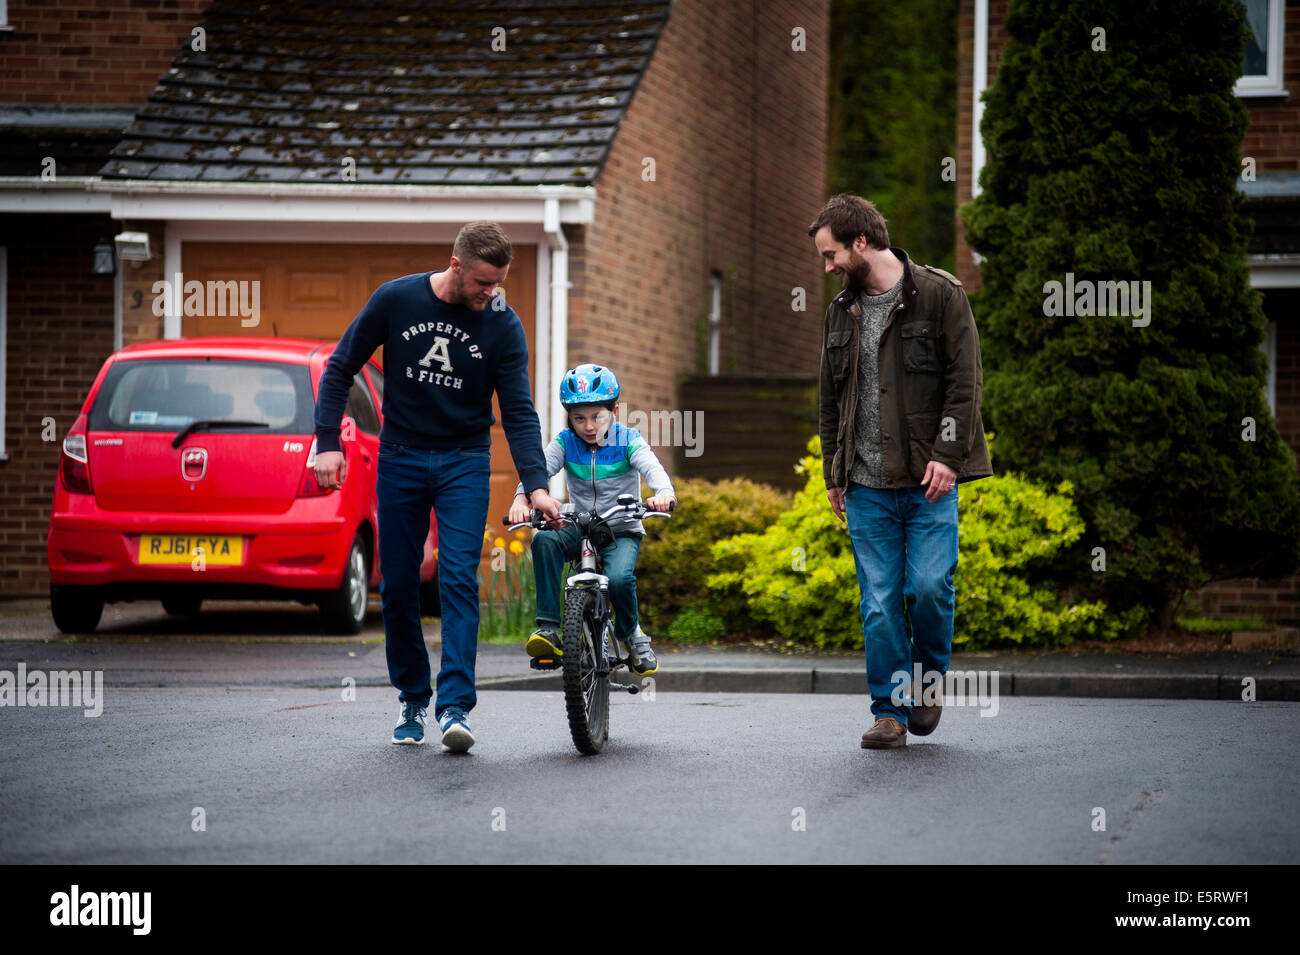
[2,682,1296,864]
[2,598,1297,864]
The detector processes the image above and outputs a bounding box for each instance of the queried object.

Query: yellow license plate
[139,535,243,566]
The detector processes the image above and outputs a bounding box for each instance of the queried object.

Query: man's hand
[921,460,958,503]
[528,488,562,524]
[646,493,676,513]
[314,450,346,491]
[827,486,846,521]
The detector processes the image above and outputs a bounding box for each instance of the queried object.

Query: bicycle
[503,494,672,755]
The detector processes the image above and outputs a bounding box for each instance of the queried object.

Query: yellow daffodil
[494,537,505,549]
[509,540,524,555]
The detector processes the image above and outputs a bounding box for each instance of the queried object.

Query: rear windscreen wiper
[171,420,270,448]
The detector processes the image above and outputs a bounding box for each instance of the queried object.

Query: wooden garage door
[183,241,540,567]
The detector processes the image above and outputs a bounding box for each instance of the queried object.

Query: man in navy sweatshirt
[314,221,560,752]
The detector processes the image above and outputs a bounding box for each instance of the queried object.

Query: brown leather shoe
[909,698,942,736]
[860,717,907,749]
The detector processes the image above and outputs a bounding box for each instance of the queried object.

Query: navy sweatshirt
[314,271,549,493]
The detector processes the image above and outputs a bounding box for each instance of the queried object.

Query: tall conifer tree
[963,0,1300,623]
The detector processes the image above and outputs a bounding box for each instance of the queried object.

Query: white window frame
[0,1,11,31]
[1235,0,1287,97]
[1263,319,1277,415]
[708,273,722,375]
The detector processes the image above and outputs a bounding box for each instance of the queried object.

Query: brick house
[0,0,828,597]
[957,0,1299,624]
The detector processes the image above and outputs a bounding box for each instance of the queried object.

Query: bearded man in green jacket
[810,194,993,750]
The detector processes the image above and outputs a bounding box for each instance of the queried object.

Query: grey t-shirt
[849,275,903,488]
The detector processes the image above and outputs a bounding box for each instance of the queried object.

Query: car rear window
[88,358,315,435]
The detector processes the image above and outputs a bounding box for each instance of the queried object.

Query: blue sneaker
[438,708,475,753]
[392,702,427,745]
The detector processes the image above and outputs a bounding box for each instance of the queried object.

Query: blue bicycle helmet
[559,363,620,407]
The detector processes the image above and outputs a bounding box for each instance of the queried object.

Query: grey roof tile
[100,159,160,178]
[101,0,671,186]
[148,162,204,179]
[194,163,253,181]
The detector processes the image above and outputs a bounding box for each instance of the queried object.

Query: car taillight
[298,438,334,497]
[60,414,92,494]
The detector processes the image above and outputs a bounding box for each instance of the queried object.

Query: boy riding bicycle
[508,363,676,675]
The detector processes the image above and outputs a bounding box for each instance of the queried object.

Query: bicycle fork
[563,574,640,695]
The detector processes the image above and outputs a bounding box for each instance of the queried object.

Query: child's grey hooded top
[514,422,674,535]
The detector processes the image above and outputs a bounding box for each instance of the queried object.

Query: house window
[708,273,722,375]
[1235,0,1286,97]
[0,1,10,31]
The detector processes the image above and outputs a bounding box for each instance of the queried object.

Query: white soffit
[93,180,595,224]
[0,178,113,213]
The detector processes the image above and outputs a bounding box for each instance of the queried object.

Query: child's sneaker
[630,629,658,676]
[391,702,427,745]
[526,625,562,658]
[438,708,475,753]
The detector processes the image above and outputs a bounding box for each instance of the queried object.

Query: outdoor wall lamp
[92,239,115,276]
[114,231,151,262]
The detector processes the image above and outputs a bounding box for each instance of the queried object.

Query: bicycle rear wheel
[561,587,610,755]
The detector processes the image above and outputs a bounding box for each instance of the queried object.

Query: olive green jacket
[819,248,993,490]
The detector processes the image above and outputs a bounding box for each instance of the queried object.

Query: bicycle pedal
[609,681,639,694]
[529,657,562,671]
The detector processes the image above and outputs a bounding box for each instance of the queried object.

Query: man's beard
[452,271,475,309]
[842,254,871,296]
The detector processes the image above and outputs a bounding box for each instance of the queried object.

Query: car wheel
[321,534,369,634]
[50,585,104,634]
[161,595,202,616]
[419,570,442,619]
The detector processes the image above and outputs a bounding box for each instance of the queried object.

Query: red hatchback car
[47,336,438,634]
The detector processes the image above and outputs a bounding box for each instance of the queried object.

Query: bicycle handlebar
[501,499,673,530]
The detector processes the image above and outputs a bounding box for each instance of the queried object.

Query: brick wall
[0,0,208,104]
[0,214,117,594]
[119,220,167,343]
[572,0,828,473]
[0,0,205,596]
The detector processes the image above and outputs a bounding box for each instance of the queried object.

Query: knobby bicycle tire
[561,587,610,755]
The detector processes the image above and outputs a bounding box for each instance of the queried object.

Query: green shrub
[1177,616,1269,633]
[636,476,793,634]
[665,607,727,645]
[708,437,1141,650]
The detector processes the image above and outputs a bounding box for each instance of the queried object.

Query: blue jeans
[844,482,959,726]
[532,524,643,643]
[377,442,491,719]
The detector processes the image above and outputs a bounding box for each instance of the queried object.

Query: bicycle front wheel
[561,587,610,755]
